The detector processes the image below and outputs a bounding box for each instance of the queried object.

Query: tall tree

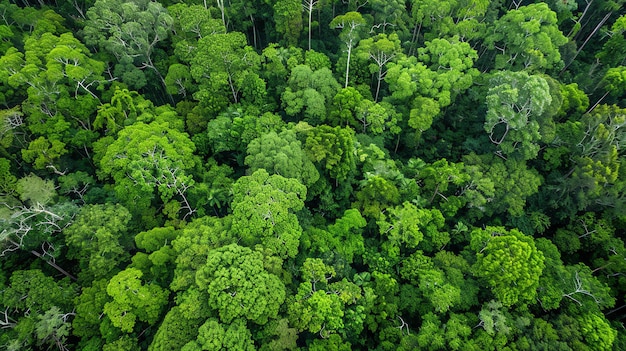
[273,0,303,46]
[303,0,319,50]
[485,3,568,72]
[281,64,340,124]
[64,204,133,283]
[330,12,367,88]
[484,71,554,160]
[190,31,261,107]
[356,33,402,102]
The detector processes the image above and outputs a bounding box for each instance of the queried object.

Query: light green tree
[330,12,367,88]
[485,3,568,71]
[282,65,340,124]
[471,227,545,306]
[195,243,286,325]
[190,31,261,107]
[356,33,402,102]
[231,169,306,259]
[103,267,168,333]
[273,0,302,46]
[245,129,319,187]
[484,71,553,160]
[287,258,362,336]
[96,119,198,220]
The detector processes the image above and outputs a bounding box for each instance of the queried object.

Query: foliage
[1,1,624,350]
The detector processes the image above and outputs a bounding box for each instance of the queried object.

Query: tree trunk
[561,11,612,75]
[375,66,383,102]
[30,250,77,282]
[345,45,352,88]
[308,4,313,50]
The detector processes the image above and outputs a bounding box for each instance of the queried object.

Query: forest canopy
[1,0,626,350]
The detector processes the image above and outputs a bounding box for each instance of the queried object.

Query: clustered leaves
[0,0,625,350]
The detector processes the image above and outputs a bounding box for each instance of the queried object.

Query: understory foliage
[1,0,626,350]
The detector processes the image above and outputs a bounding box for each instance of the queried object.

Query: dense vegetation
[1,0,626,349]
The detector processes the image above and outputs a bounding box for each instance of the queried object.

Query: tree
[274,0,303,46]
[71,278,110,340]
[35,306,73,351]
[474,300,512,342]
[415,313,472,350]
[281,64,340,124]
[485,3,568,72]
[1,31,105,170]
[245,129,319,187]
[0,158,17,197]
[560,264,615,310]
[596,14,626,67]
[385,55,455,137]
[471,226,545,306]
[368,0,410,37]
[326,208,367,263]
[148,306,203,351]
[2,269,76,315]
[484,71,554,160]
[356,33,402,102]
[190,31,261,107]
[576,312,618,350]
[287,258,362,336]
[167,2,225,43]
[303,0,319,50]
[377,201,447,255]
[296,122,357,182]
[330,12,367,88]
[167,3,225,75]
[164,64,194,99]
[552,308,619,351]
[64,204,133,282]
[93,86,155,135]
[231,169,306,259]
[0,192,78,280]
[301,208,367,265]
[21,137,67,172]
[408,0,489,45]
[183,317,255,351]
[103,267,168,333]
[195,243,286,325]
[170,216,232,293]
[407,157,470,216]
[95,119,198,220]
[256,318,298,351]
[548,105,626,215]
[400,251,462,314]
[599,66,626,106]
[1,269,77,351]
[353,174,400,219]
[329,86,373,129]
[433,250,479,311]
[205,109,285,155]
[357,100,399,139]
[417,36,479,107]
[133,226,180,286]
[82,0,173,93]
